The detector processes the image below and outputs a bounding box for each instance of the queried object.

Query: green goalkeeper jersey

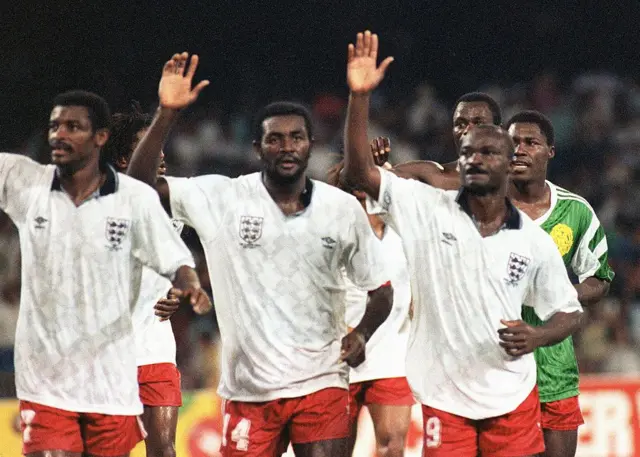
[521,181,614,403]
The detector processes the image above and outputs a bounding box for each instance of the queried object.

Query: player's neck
[509,178,548,204]
[262,173,307,204]
[57,162,105,206]
[466,189,508,226]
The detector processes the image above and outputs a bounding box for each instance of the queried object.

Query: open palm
[158,52,210,110]
[347,31,394,94]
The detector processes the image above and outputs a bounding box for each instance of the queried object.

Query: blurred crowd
[1,69,639,397]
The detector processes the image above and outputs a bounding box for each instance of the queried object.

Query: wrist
[156,105,181,118]
[353,325,371,343]
[349,91,372,99]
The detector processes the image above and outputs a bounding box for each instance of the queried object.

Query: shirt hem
[539,388,580,403]
[218,379,348,402]
[136,358,177,367]
[17,392,143,416]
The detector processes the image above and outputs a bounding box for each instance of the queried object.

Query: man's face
[508,122,554,182]
[458,128,511,195]
[48,105,108,168]
[452,102,495,148]
[255,114,312,184]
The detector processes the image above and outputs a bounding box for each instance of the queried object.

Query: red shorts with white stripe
[19,400,145,456]
[137,362,182,407]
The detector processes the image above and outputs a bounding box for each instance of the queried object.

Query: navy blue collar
[51,164,119,196]
[455,188,522,230]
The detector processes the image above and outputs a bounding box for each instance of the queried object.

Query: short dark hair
[252,101,314,143]
[504,110,555,146]
[454,92,502,125]
[101,101,153,169]
[465,124,515,157]
[52,90,111,131]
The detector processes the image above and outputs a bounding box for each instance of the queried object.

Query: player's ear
[94,128,110,147]
[548,145,555,160]
[116,156,129,170]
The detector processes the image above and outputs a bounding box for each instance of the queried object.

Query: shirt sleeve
[0,153,47,224]
[164,174,233,241]
[525,231,583,321]
[571,204,615,283]
[131,188,195,282]
[365,167,444,234]
[341,197,390,291]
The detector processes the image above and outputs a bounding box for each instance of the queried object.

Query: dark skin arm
[370,137,460,190]
[127,52,209,212]
[341,283,394,367]
[575,277,610,305]
[343,31,394,199]
[497,311,583,357]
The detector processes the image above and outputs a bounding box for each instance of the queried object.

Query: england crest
[105,217,131,251]
[505,252,531,285]
[239,216,263,247]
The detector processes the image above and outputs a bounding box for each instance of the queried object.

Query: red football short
[138,362,182,407]
[540,396,584,431]
[19,400,145,456]
[220,387,350,457]
[349,377,414,421]
[421,387,544,457]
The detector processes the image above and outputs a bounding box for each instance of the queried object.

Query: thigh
[478,387,545,457]
[20,400,83,456]
[421,404,478,457]
[142,405,179,452]
[292,438,349,457]
[347,383,366,453]
[542,429,578,457]
[368,403,412,444]
[137,363,183,407]
[82,412,145,457]
[220,399,287,457]
[289,387,350,445]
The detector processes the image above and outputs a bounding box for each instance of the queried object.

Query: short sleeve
[341,198,390,291]
[131,188,195,281]
[0,153,47,223]
[365,167,444,233]
[164,174,233,240]
[571,207,615,283]
[525,233,583,321]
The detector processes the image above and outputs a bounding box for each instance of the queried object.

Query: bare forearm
[354,284,393,342]
[344,93,379,197]
[127,107,180,186]
[172,265,201,291]
[538,311,583,347]
[575,277,610,305]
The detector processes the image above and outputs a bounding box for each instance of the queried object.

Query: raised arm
[343,31,394,200]
[127,52,209,210]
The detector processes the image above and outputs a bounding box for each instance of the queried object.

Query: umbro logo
[34,216,48,229]
[322,236,336,249]
[441,232,457,245]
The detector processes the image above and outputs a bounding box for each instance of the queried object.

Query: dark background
[1,0,638,149]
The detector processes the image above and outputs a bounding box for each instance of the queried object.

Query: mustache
[464,166,487,175]
[276,154,301,164]
[50,141,73,152]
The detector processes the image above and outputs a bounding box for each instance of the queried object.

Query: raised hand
[370,136,392,168]
[347,30,394,94]
[158,52,210,110]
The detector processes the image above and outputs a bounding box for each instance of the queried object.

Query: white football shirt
[0,153,194,415]
[345,226,411,383]
[133,219,184,367]
[165,172,389,402]
[370,167,582,420]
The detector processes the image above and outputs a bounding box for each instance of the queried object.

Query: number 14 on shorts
[222,414,252,451]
